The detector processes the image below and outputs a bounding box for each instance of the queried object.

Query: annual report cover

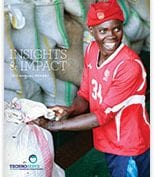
[3,0,150,177]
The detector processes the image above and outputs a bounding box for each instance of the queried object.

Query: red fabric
[78,41,150,156]
[87,0,124,26]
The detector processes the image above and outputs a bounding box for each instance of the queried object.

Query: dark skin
[30,20,123,131]
[89,19,123,66]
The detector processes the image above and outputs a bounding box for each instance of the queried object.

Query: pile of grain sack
[4,0,150,105]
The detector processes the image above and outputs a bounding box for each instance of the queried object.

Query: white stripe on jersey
[105,95,149,142]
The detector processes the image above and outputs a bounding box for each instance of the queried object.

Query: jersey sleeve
[94,59,146,125]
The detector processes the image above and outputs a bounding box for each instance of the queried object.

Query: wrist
[46,120,64,131]
[67,106,75,116]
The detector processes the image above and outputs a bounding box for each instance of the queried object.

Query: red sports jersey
[78,41,150,156]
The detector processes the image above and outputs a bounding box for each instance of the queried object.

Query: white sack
[4,98,65,177]
[35,0,69,48]
[16,52,56,98]
[20,78,42,101]
[4,61,22,91]
[39,33,57,51]
[128,0,150,22]
[62,0,86,18]
[42,79,78,106]
[10,3,39,60]
[4,11,14,63]
[4,12,24,98]
[4,89,22,102]
[123,9,149,42]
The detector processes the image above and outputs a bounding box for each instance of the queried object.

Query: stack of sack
[4,97,65,177]
[120,0,150,53]
[4,0,85,105]
[4,10,43,102]
[4,5,55,103]
[4,0,150,104]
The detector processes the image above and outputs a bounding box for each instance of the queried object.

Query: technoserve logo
[29,154,37,164]
[9,154,43,170]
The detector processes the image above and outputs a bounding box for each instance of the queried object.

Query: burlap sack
[4,11,14,63]
[4,89,22,102]
[16,52,56,99]
[35,0,69,48]
[10,2,40,60]
[39,33,57,51]
[52,13,84,86]
[4,12,43,102]
[42,79,78,106]
[20,78,43,100]
[4,61,22,91]
[122,33,131,47]
[123,9,149,42]
[5,10,56,101]
[62,0,86,19]
[128,0,150,22]
[4,12,23,98]
[4,51,44,102]
[131,40,144,54]
[118,0,130,25]
[4,0,21,5]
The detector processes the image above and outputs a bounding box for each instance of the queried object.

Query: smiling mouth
[103,42,116,50]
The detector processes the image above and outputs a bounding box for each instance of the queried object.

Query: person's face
[89,19,123,57]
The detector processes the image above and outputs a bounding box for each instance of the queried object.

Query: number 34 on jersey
[91,79,103,104]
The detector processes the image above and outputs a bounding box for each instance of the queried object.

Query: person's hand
[47,105,70,121]
[28,116,50,129]
[27,116,63,131]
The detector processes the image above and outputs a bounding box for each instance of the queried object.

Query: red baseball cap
[87,0,124,26]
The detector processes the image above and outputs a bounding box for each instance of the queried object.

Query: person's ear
[88,26,94,36]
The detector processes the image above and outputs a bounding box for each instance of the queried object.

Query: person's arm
[31,44,92,129]
[47,95,89,121]
[68,95,89,117]
[31,112,99,131]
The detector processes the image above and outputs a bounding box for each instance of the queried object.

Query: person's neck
[97,43,122,66]
[97,51,109,66]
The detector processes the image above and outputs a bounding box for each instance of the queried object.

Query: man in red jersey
[31,1,150,176]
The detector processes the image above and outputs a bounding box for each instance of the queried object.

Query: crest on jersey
[103,69,110,81]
